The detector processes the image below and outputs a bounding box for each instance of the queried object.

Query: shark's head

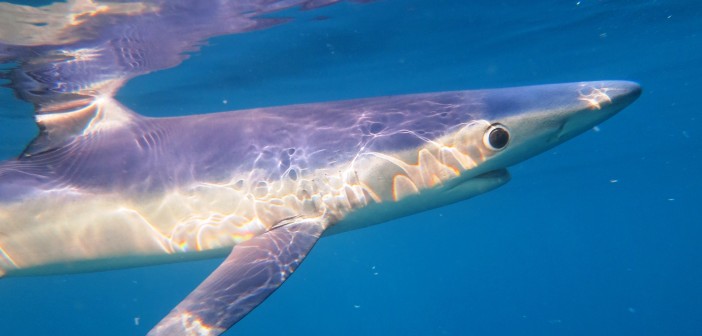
[334,81,641,230]
[445,81,641,178]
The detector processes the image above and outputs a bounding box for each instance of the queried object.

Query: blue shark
[0,81,640,335]
[0,1,641,335]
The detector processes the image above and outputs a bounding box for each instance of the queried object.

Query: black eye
[483,124,510,151]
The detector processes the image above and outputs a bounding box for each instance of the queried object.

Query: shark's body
[0,81,640,335]
[0,91,510,276]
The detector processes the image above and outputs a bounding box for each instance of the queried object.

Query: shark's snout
[477,80,642,169]
[575,80,642,116]
[557,81,641,140]
[594,80,642,110]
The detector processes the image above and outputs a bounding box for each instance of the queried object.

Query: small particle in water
[592,126,601,132]
[371,266,376,270]
[668,198,675,201]
[222,99,228,104]
[609,179,618,183]
[353,305,361,309]
[628,307,636,314]
[548,319,562,324]
[576,1,581,6]
[599,32,608,38]
[682,131,690,138]
[667,15,672,19]
[373,272,379,276]
[134,317,140,326]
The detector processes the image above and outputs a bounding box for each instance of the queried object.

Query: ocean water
[0,0,700,335]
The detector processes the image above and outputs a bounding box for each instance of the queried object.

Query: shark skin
[0,81,640,335]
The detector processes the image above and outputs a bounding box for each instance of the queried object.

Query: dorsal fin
[3,53,141,157]
[22,95,138,157]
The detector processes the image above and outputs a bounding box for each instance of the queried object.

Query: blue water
[0,0,700,335]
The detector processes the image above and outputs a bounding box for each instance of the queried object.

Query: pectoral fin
[148,218,326,336]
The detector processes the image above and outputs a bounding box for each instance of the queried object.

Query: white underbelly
[0,166,369,277]
[0,186,268,276]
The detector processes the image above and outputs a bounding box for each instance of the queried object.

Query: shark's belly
[0,185,258,276]
[0,168,371,277]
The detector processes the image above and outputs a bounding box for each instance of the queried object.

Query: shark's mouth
[444,168,511,197]
[475,168,510,179]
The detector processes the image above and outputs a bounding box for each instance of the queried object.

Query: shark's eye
[484,124,510,151]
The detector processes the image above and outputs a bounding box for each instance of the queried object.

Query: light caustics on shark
[0,93,508,272]
[0,1,642,335]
